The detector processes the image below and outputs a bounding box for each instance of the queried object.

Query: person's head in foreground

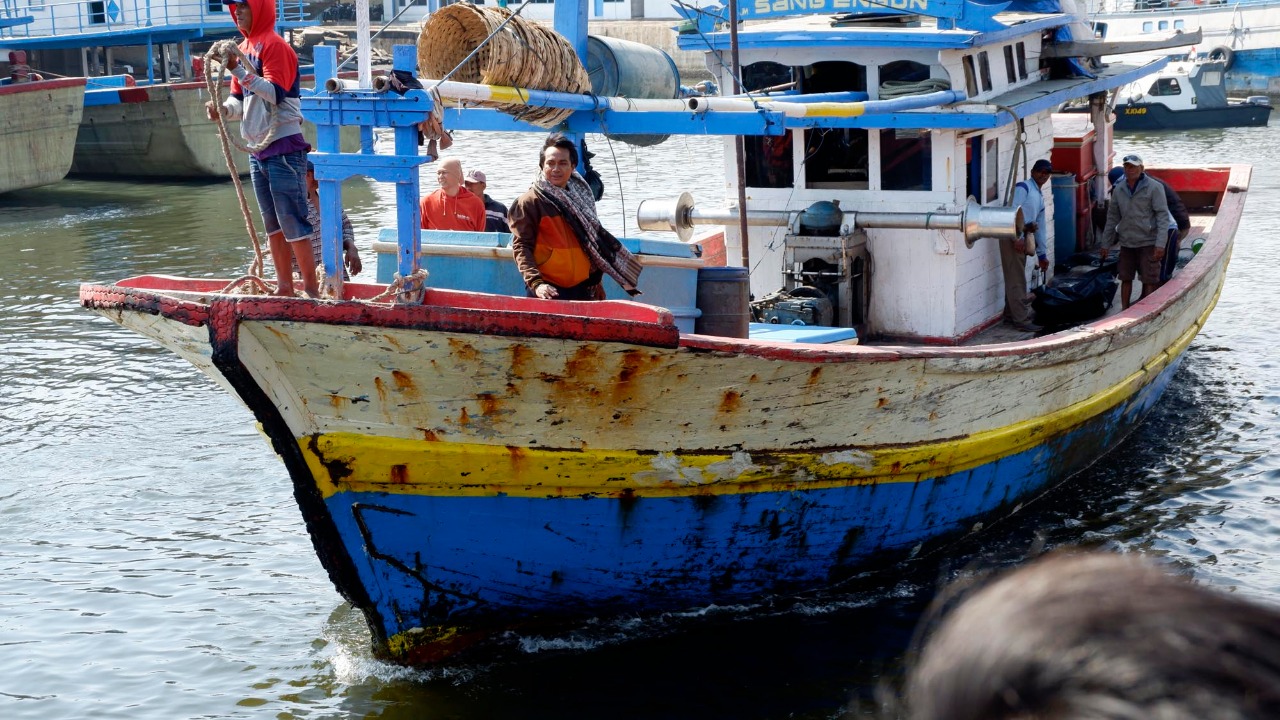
[897,551,1280,720]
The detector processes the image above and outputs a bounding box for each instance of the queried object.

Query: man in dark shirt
[464,169,511,233]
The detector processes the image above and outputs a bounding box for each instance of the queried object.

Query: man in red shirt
[419,158,485,231]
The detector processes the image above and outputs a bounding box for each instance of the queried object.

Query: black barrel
[695,266,750,338]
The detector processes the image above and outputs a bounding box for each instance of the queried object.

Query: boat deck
[961,212,1215,347]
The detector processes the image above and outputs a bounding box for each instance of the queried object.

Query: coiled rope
[417,3,590,127]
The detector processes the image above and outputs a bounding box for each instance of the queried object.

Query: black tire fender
[1208,45,1235,71]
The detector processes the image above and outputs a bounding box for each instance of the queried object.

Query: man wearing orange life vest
[508,135,643,301]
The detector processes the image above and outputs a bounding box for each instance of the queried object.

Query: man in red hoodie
[419,158,485,231]
[206,0,317,297]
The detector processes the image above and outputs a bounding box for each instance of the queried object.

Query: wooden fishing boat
[80,0,1246,665]
[0,76,85,193]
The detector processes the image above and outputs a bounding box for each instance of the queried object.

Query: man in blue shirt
[1002,158,1053,332]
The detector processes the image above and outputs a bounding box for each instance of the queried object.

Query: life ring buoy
[1208,45,1235,71]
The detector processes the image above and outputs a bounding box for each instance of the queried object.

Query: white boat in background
[0,75,85,193]
[1089,0,1280,93]
[1109,58,1272,129]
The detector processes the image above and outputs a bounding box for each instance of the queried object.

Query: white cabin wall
[867,228,958,339]
[950,114,1059,337]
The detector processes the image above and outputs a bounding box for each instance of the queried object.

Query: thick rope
[367,268,430,304]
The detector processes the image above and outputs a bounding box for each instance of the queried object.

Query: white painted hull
[0,79,85,193]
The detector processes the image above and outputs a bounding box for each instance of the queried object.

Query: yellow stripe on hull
[300,301,1206,500]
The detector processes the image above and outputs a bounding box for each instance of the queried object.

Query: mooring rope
[368,268,430,304]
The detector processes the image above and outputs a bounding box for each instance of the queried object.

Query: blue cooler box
[374,230,703,333]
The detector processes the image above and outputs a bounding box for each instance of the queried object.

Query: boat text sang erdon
[79,0,1247,664]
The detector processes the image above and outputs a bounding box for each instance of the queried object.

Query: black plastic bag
[1033,262,1119,328]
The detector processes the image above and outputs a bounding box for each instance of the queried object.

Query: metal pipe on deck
[636,193,1023,245]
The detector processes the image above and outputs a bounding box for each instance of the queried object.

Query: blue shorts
[249,149,311,243]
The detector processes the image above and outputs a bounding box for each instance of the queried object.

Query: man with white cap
[463,169,510,233]
[1101,153,1169,309]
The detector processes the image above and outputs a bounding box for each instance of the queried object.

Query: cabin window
[805,129,869,189]
[1202,70,1222,85]
[879,60,933,91]
[801,61,868,189]
[1150,78,1182,96]
[742,62,796,188]
[977,52,993,92]
[1142,21,1153,32]
[1158,20,1169,31]
[966,137,981,199]
[984,137,999,203]
[207,0,223,12]
[962,56,978,96]
[1003,46,1017,84]
[801,61,867,95]
[880,129,932,191]
[1093,22,1107,39]
[1175,20,1185,29]
[87,0,106,23]
[1015,43,1028,80]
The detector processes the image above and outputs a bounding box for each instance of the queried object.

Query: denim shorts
[249,150,312,242]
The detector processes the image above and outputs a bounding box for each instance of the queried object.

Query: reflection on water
[1,125,1278,719]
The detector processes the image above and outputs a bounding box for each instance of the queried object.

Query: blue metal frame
[304,44,433,291]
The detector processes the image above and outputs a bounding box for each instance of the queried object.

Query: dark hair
[540,134,578,168]
[895,552,1280,720]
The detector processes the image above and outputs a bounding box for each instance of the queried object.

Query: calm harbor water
[2,125,1278,719]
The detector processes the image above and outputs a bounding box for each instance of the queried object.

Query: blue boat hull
[321,351,1184,661]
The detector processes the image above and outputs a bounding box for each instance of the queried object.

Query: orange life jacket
[532,215,592,288]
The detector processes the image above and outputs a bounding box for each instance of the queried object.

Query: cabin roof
[678,12,1072,52]
[884,59,1167,130]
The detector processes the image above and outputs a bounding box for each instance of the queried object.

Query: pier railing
[0,0,303,40]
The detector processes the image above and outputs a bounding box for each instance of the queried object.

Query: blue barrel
[695,267,751,338]
[586,35,680,147]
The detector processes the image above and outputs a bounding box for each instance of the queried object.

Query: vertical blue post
[314,45,344,291]
[554,0,590,173]
[393,44,423,282]
[146,35,155,84]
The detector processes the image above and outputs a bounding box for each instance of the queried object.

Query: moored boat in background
[0,0,357,178]
[1105,58,1271,130]
[1089,0,1280,94]
[80,0,1247,665]
[0,74,85,193]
